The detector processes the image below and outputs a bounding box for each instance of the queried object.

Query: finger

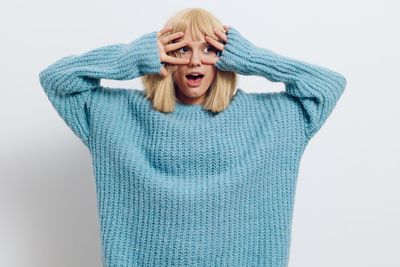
[160,54,190,65]
[159,31,185,44]
[164,40,188,53]
[223,25,229,33]
[166,56,190,65]
[157,25,173,38]
[204,35,224,51]
[201,57,218,65]
[213,28,227,43]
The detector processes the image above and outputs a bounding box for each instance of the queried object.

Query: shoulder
[240,89,303,112]
[237,88,284,108]
[91,86,145,102]
[237,89,306,135]
[89,86,149,113]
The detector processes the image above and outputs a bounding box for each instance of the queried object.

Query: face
[172,27,218,105]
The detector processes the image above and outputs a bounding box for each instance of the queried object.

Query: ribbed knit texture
[38,27,347,267]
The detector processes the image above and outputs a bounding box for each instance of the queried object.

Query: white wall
[1,0,399,266]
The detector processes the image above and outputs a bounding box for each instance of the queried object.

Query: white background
[1,0,399,266]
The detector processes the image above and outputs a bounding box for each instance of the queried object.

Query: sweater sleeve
[215,26,347,141]
[38,31,162,147]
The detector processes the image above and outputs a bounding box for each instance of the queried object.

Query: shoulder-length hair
[140,7,238,113]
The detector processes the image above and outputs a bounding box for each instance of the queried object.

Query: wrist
[128,31,162,75]
[215,27,256,75]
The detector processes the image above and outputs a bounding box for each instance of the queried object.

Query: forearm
[37,30,162,147]
[216,26,347,140]
[39,31,162,95]
[217,27,345,89]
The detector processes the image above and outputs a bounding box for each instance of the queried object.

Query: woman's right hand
[157,26,190,77]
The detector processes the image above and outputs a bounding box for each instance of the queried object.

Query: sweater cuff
[215,26,257,75]
[128,31,163,75]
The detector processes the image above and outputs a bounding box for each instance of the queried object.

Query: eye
[178,46,189,53]
[204,45,216,53]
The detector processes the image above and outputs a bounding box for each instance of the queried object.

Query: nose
[189,49,201,67]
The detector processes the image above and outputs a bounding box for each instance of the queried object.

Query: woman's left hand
[202,25,229,65]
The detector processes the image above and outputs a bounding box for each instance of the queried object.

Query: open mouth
[185,74,204,87]
[186,74,204,80]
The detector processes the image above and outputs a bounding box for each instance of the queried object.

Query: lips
[185,72,204,87]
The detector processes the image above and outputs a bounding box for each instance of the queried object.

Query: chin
[183,87,207,95]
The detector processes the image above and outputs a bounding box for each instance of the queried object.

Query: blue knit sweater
[39,26,346,267]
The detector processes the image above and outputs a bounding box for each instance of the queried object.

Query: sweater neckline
[174,88,243,114]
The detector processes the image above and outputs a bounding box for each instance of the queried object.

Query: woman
[39,7,346,267]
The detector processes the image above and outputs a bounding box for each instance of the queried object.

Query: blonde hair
[140,7,238,113]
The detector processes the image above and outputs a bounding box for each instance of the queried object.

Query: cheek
[173,71,184,82]
[206,69,216,81]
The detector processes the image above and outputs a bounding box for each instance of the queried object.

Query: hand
[157,26,190,77]
[202,25,229,65]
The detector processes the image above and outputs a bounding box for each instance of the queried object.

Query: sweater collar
[173,88,242,115]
